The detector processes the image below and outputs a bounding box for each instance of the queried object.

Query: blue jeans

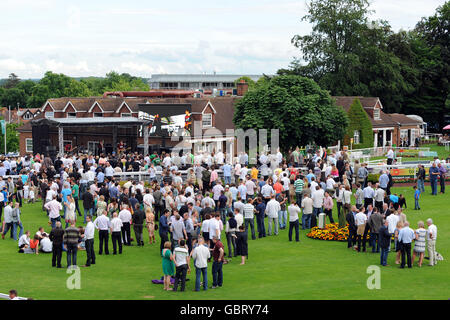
[278,210,287,229]
[219,208,228,225]
[295,192,303,206]
[84,208,94,224]
[370,233,379,253]
[415,199,420,209]
[212,261,223,287]
[302,214,311,229]
[66,244,78,267]
[195,267,208,291]
[256,213,266,237]
[430,178,438,195]
[312,207,322,227]
[224,176,231,186]
[245,218,256,240]
[417,179,425,193]
[51,216,61,229]
[380,247,389,266]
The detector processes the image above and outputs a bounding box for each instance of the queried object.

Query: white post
[382,129,386,148]
[143,125,149,156]
[58,126,64,157]
[374,132,378,147]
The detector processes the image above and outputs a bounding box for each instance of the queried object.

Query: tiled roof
[332,96,381,112]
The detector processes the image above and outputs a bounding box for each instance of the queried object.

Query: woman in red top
[29,235,40,254]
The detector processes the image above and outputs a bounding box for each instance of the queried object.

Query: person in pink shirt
[210,165,219,184]
[44,194,63,229]
[323,191,335,223]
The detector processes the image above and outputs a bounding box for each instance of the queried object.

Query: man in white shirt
[208,213,221,242]
[301,193,313,230]
[173,239,190,292]
[143,190,155,211]
[243,199,256,240]
[288,203,301,242]
[40,236,53,253]
[311,186,324,228]
[82,215,96,266]
[191,236,210,291]
[386,148,394,165]
[265,195,281,236]
[426,218,438,266]
[355,207,368,252]
[110,211,123,254]
[234,208,244,229]
[119,206,132,246]
[93,211,110,255]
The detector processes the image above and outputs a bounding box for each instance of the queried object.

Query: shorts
[357,224,365,235]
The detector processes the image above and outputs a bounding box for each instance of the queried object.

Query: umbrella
[444,124,450,130]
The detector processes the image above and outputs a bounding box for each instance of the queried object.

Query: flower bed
[306,223,369,242]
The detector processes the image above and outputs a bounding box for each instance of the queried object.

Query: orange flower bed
[306,223,370,242]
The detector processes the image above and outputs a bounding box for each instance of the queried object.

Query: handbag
[154,223,159,231]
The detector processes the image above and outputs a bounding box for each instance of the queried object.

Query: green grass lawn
[1,185,449,300]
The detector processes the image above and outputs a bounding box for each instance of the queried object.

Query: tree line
[0,71,150,110]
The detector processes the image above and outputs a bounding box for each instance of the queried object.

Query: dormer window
[23,113,33,120]
[67,112,77,118]
[373,108,380,120]
[94,112,103,117]
[45,111,54,118]
[202,113,212,127]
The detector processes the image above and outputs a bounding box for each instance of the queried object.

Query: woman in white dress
[412,220,427,267]
[64,195,76,228]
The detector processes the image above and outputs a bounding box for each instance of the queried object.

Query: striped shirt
[243,203,255,219]
[294,179,304,193]
[63,227,80,246]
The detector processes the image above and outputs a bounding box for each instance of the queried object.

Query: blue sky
[0,0,446,79]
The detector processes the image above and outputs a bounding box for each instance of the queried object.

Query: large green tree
[404,1,450,129]
[282,0,420,116]
[233,75,348,152]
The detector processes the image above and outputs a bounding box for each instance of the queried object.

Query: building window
[202,113,212,127]
[94,112,103,117]
[353,130,360,144]
[23,112,33,120]
[373,108,380,120]
[202,82,218,89]
[180,82,190,88]
[26,138,33,153]
[121,113,132,117]
[67,112,76,118]
[160,82,178,89]
[45,111,54,118]
[222,82,235,88]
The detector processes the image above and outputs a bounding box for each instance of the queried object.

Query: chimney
[236,80,249,96]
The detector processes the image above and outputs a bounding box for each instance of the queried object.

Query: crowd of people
[0,145,445,292]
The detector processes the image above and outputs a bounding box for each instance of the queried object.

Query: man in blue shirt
[413,186,421,210]
[97,171,105,186]
[398,221,415,268]
[255,197,266,238]
[159,209,170,252]
[429,163,439,195]
[221,163,232,186]
[306,170,315,184]
[378,171,389,190]
[60,183,72,219]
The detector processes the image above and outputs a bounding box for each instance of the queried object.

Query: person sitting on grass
[40,234,53,253]
[18,231,32,254]
[29,235,40,254]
